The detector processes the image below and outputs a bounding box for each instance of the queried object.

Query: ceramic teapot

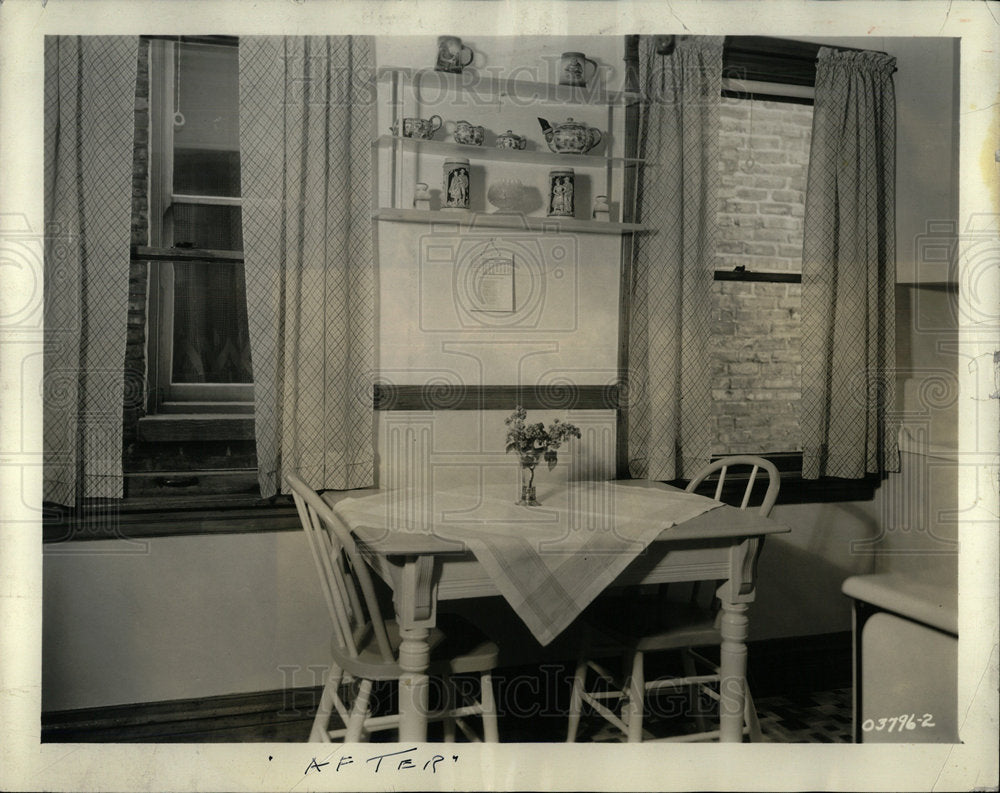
[537,117,602,154]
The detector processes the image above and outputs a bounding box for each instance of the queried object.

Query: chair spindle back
[286,472,396,665]
[685,455,780,517]
[677,455,780,609]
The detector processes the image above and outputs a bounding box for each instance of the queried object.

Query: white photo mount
[469,248,515,313]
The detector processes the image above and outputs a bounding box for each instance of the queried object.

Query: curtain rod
[140,34,238,46]
[655,34,889,58]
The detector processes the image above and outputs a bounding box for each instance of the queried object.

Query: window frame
[146,36,252,414]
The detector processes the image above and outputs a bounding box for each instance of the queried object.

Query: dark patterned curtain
[801,48,898,479]
[627,36,721,481]
[43,36,138,505]
[239,37,376,498]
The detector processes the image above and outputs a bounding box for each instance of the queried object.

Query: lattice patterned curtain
[239,37,376,499]
[43,36,138,506]
[627,36,722,481]
[801,48,898,479]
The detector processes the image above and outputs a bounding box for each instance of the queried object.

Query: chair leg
[345,678,372,742]
[479,673,499,743]
[565,660,588,742]
[441,675,456,743]
[682,650,710,734]
[744,685,763,742]
[625,650,645,743]
[309,664,343,742]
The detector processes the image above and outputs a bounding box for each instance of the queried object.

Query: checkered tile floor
[316,661,856,744]
[755,688,853,743]
[567,687,853,743]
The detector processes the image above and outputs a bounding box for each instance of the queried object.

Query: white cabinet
[842,573,959,743]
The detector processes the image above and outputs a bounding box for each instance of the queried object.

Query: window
[710,95,812,456]
[116,36,260,508]
[147,37,252,414]
[631,35,882,501]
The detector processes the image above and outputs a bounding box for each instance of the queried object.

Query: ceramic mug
[435,36,475,73]
[443,158,471,210]
[453,120,485,146]
[495,130,527,150]
[559,52,598,87]
[547,168,575,218]
[393,115,443,140]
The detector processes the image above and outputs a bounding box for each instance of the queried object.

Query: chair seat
[586,599,721,655]
[332,612,500,681]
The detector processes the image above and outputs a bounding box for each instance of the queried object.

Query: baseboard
[747,630,853,697]
[42,631,853,742]
[42,686,324,743]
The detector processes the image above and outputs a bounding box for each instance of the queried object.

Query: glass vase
[518,463,540,506]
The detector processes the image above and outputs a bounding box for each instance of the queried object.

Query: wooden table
[330,479,789,742]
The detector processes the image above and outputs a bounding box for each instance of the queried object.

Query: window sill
[137,414,255,442]
[42,487,378,543]
[665,453,882,506]
[43,498,300,543]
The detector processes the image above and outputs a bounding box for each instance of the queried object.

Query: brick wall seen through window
[710,97,813,455]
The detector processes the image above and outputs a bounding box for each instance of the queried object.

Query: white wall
[43,533,331,711]
[41,34,960,712]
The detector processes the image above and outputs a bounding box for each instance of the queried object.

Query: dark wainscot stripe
[374,384,620,411]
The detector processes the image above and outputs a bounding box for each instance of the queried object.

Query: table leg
[393,555,437,741]
[397,627,431,741]
[718,599,749,743]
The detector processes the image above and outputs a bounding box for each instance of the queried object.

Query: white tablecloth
[334,481,722,645]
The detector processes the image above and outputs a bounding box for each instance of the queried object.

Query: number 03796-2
[862,714,936,733]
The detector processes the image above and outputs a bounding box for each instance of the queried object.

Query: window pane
[173,42,240,197]
[174,148,241,197]
[172,203,243,250]
[171,262,253,384]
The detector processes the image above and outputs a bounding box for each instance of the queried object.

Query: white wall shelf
[377,66,640,106]
[376,59,636,231]
[374,208,646,235]
[375,134,642,169]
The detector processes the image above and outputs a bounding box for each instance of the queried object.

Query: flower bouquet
[504,405,581,506]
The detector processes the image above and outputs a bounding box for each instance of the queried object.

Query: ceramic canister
[413,181,431,211]
[443,158,471,210]
[592,194,610,221]
[547,168,575,218]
